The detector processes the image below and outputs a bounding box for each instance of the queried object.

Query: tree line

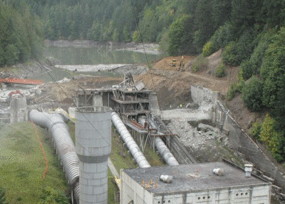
[0,1,43,66]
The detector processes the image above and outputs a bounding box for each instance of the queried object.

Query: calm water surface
[31,45,165,82]
[45,45,165,65]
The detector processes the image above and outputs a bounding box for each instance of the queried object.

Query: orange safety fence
[31,122,48,180]
[0,78,43,85]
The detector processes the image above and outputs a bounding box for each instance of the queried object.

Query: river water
[31,43,166,82]
[45,44,164,65]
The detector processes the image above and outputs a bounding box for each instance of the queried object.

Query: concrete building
[120,162,271,204]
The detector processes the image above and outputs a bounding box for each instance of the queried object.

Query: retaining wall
[191,85,285,191]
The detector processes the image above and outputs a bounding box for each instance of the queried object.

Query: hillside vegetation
[0,1,43,66]
[0,122,69,203]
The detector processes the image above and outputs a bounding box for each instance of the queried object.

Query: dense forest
[0,1,43,66]
[1,0,285,162]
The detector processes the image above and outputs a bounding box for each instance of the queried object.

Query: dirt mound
[136,50,240,109]
[153,56,195,71]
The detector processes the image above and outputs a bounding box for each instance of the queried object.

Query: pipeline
[111,112,151,168]
[144,116,179,166]
[29,110,79,203]
[155,136,179,166]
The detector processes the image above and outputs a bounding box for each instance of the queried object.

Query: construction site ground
[1,49,284,203]
[0,51,253,160]
[2,50,285,163]
[22,51,248,164]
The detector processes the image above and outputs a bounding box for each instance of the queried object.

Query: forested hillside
[0,1,43,66]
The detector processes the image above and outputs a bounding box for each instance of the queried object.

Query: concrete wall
[191,86,218,105]
[191,85,285,191]
[149,92,161,117]
[93,94,103,106]
[120,171,152,204]
[153,185,270,204]
[10,95,28,123]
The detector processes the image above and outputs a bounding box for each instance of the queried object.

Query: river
[45,43,165,65]
[31,42,166,82]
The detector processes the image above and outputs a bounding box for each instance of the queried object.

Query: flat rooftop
[123,162,269,194]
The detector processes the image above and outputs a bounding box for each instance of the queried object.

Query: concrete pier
[10,94,28,123]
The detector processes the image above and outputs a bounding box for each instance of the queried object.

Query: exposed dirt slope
[135,51,257,137]
[135,52,237,109]
[36,51,252,137]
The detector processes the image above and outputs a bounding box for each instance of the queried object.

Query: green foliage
[202,41,215,57]
[168,15,195,55]
[212,23,235,50]
[237,69,246,92]
[215,62,226,77]
[193,0,215,52]
[263,0,285,28]
[231,0,264,34]
[260,114,274,146]
[139,8,158,42]
[123,26,131,42]
[191,54,208,72]
[158,31,169,53]
[226,83,238,100]
[240,59,254,80]
[0,2,43,66]
[261,27,285,118]
[112,29,120,42]
[0,122,68,203]
[38,186,69,204]
[0,186,8,204]
[132,31,141,43]
[19,0,285,60]
[240,30,276,80]
[222,29,257,66]
[260,114,285,162]
[212,0,232,29]
[87,21,101,41]
[222,41,239,66]
[250,120,262,140]
[242,76,263,111]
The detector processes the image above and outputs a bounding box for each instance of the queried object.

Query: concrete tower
[10,94,28,123]
[75,106,112,204]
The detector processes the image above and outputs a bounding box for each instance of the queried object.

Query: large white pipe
[29,110,79,202]
[146,116,179,166]
[155,137,179,166]
[111,112,151,168]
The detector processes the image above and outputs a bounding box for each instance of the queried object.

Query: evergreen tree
[168,15,195,55]
[194,0,215,52]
